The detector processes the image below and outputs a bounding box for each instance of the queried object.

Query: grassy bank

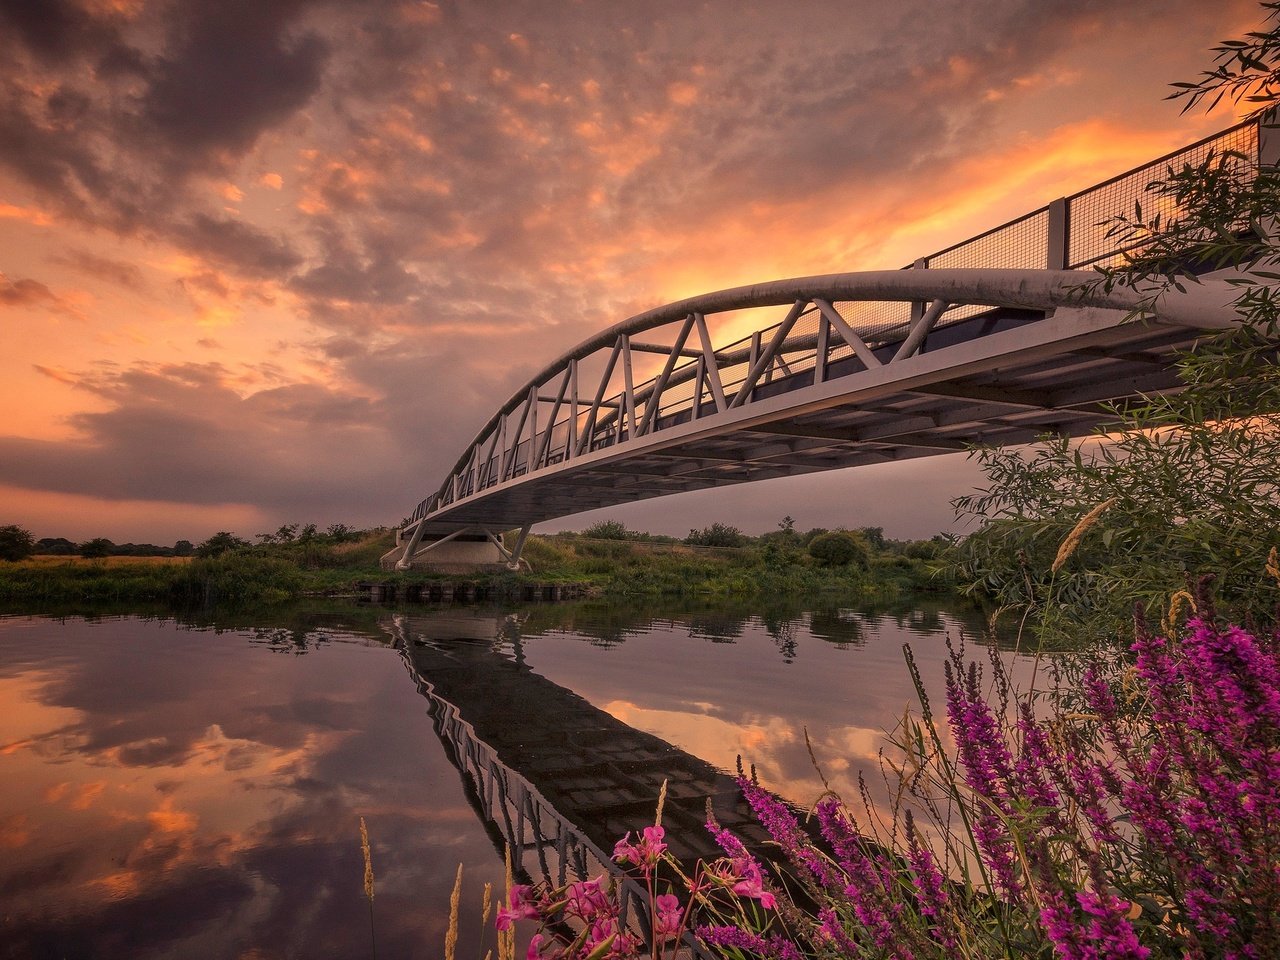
[0,528,952,609]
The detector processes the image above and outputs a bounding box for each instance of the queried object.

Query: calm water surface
[0,597,1015,959]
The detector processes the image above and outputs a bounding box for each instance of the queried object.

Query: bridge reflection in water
[386,611,773,929]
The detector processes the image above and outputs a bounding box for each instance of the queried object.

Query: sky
[0,0,1263,545]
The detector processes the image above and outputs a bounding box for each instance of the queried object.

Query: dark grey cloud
[173,214,303,277]
[0,0,125,65]
[0,0,319,273]
[0,363,404,523]
[142,0,329,156]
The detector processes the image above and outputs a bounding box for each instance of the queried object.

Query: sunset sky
[0,0,1261,545]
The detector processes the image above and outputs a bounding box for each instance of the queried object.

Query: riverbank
[0,529,952,608]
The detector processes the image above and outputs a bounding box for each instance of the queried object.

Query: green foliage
[0,525,35,562]
[173,540,194,556]
[171,555,305,606]
[685,522,747,547]
[956,420,1280,638]
[807,530,870,568]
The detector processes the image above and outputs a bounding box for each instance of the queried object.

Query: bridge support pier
[385,523,533,573]
[485,523,532,571]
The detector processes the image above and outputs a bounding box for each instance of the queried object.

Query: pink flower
[586,917,639,959]
[731,861,777,910]
[653,893,684,939]
[565,875,611,920]
[525,933,548,960]
[495,884,540,930]
[613,825,667,870]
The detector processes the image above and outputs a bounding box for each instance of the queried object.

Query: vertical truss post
[536,365,571,469]
[620,335,636,440]
[481,418,502,488]
[814,312,831,384]
[527,384,538,473]
[567,358,579,460]
[911,258,927,322]
[1047,197,1069,270]
[693,356,705,418]
[501,393,533,482]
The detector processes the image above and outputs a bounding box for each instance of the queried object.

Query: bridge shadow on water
[388,609,772,898]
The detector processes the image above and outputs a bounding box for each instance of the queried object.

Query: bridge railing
[407,119,1261,528]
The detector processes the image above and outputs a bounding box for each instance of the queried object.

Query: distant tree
[35,536,76,555]
[299,523,318,541]
[808,530,869,568]
[685,523,747,548]
[325,523,354,542]
[173,540,194,556]
[0,525,35,561]
[857,526,886,550]
[79,538,114,559]
[779,515,796,533]
[196,531,249,558]
[582,519,632,540]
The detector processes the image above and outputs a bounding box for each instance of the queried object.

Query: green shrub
[807,531,869,567]
[685,523,747,547]
[171,555,304,606]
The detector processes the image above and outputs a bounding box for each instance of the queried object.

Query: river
[0,595,1017,959]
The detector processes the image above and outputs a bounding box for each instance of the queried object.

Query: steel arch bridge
[387,120,1271,570]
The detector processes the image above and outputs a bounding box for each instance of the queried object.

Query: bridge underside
[416,302,1203,533]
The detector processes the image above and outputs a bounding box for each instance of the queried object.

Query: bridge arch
[387,121,1265,571]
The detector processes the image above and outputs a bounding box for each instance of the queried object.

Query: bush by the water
[807,530,869,567]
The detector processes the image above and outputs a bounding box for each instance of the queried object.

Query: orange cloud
[0,203,52,226]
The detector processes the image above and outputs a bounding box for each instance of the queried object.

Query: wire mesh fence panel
[926,208,1050,273]
[830,300,915,346]
[1066,122,1259,269]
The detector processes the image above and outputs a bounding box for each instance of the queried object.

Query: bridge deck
[425,301,1198,530]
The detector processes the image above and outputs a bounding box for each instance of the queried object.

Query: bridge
[386,120,1271,570]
